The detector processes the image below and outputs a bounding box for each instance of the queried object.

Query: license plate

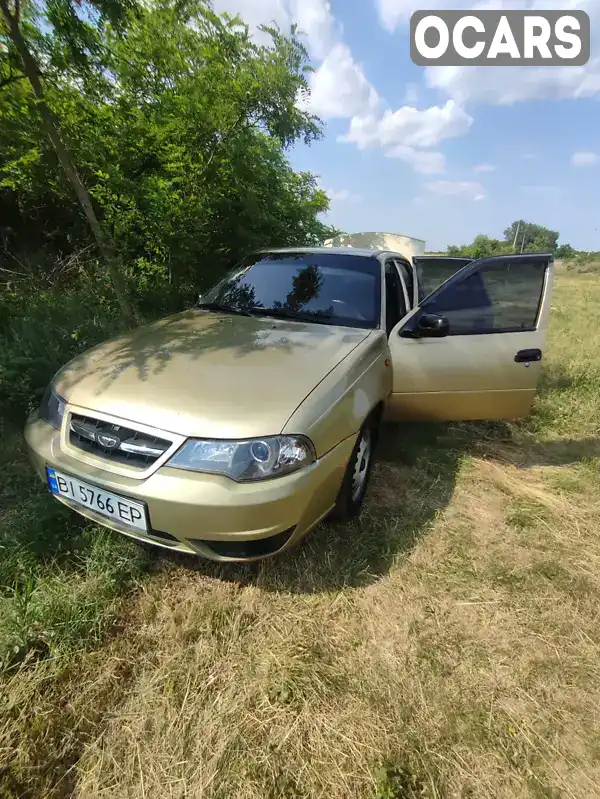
[46,467,148,533]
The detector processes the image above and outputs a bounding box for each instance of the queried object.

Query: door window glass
[423,260,547,335]
[394,259,414,307]
[415,257,472,299]
[384,261,407,335]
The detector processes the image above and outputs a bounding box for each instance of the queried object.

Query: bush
[563,252,600,274]
[0,281,124,421]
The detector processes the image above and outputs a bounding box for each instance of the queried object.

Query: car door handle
[514,348,542,363]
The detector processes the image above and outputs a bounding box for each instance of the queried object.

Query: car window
[415,257,472,299]
[394,259,414,307]
[201,252,382,329]
[423,259,547,335]
[384,261,407,335]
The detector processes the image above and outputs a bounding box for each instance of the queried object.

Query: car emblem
[97,433,121,449]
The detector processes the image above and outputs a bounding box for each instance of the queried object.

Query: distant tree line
[447,220,588,260]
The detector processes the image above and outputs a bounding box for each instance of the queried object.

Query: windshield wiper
[195,301,253,317]
[249,307,334,324]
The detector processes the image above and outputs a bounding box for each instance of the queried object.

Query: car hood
[55,310,371,439]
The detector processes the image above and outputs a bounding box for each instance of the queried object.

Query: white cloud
[376,0,470,32]
[342,100,472,149]
[336,98,473,174]
[388,146,446,173]
[212,0,336,55]
[426,59,600,105]
[322,187,361,201]
[425,180,485,201]
[213,0,473,173]
[376,0,406,31]
[428,0,600,105]
[213,0,376,121]
[339,99,472,174]
[292,0,336,59]
[298,43,380,119]
[211,0,291,45]
[377,0,512,31]
[572,150,600,167]
[473,163,496,173]
[403,83,419,104]
[377,0,600,106]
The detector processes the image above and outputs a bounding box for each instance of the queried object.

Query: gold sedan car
[25,247,554,561]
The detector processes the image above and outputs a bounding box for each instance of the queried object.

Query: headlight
[168,435,316,481]
[39,385,66,430]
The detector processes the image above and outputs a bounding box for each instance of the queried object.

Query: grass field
[1,268,600,798]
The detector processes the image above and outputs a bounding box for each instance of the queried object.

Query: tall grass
[0,433,151,669]
[0,286,123,421]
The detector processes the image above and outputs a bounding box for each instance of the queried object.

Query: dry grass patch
[2,270,600,798]
[71,450,600,799]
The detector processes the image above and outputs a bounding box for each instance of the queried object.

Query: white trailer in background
[323,232,426,262]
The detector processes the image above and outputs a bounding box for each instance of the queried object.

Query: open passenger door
[387,253,554,421]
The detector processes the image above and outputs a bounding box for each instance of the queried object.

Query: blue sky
[213,0,600,251]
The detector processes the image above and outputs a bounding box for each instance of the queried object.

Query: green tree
[447,235,511,259]
[0,0,337,419]
[503,220,559,253]
[448,223,568,259]
[556,243,577,259]
[0,0,334,305]
[0,0,137,321]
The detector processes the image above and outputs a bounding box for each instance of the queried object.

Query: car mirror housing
[400,312,450,338]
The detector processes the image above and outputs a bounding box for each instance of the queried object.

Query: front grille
[69,413,172,469]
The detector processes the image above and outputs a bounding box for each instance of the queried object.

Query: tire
[329,413,379,522]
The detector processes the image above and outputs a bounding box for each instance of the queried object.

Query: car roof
[414,255,472,261]
[257,246,399,259]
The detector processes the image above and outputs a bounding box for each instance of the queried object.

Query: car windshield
[198,252,382,329]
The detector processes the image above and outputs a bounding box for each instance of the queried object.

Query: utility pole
[512,221,521,251]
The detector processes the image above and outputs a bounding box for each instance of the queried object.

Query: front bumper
[24,415,354,561]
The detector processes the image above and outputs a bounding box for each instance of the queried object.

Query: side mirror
[416,312,449,337]
[400,312,449,338]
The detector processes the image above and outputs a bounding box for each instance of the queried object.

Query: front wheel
[329,416,378,522]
